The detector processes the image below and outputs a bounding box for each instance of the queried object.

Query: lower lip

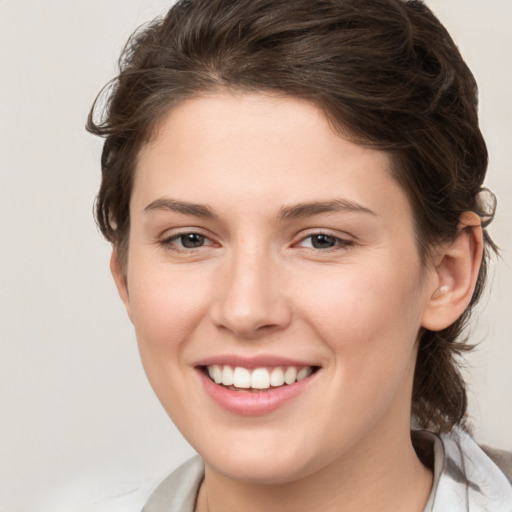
[197,369,317,416]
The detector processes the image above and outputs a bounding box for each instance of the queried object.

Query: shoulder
[480,444,512,485]
[432,427,512,510]
[142,455,204,512]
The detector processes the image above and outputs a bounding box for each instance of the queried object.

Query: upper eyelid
[165,231,215,244]
[294,228,354,242]
[295,234,352,247]
[159,226,214,240]
[155,230,218,252]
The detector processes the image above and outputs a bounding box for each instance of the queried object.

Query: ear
[421,212,484,332]
[110,249,133,323]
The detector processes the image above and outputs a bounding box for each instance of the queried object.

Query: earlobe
[110,249,133,323]
[421,212,484,332]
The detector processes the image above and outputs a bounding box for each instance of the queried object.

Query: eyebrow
[143,197,376,220]
[144,198,218,218]
[277,199,376,220]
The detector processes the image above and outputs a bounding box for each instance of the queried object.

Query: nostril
[213,307,293,340]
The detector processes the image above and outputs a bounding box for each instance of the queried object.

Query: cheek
[291,261,424,436]
[294,256,425,362]
[126,257,212,356]
[125,261,216,421]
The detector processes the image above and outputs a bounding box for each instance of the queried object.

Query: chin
[197,431,326,484]
[209,453,311,484]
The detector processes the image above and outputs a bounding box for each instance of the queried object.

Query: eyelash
[159,231,353,253]
[295,232,354,251]
[160,232,215,251]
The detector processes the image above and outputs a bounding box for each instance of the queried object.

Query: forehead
[133,92,413,226]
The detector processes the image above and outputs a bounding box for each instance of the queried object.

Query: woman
[88,0,512,510]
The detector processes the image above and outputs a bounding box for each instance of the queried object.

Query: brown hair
[87,0,496,432]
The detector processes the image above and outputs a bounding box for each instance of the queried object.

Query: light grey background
[0,1,510,511]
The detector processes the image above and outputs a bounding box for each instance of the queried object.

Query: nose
[211,246,292,339]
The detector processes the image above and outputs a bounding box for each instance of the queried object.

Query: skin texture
[111,92,483,512]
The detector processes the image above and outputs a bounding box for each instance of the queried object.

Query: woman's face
[117,92,438,483]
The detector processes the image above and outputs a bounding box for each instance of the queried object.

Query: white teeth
[251,368,270,389]
[297,367,312,381]
[284,367,297,385]
[221,365,234,386]
[270,367,285,387]
[212,364,222,384]
[206,364,315,389]
[233,367,251,388]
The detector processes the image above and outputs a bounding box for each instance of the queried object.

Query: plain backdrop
[0,1,511,511]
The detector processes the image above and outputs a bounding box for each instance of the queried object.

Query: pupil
[312,234,335,249]
[182,233,204,248]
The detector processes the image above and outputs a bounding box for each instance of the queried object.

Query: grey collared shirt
[142,428,512,511]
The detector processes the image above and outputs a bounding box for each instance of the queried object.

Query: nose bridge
[213,239,290,338]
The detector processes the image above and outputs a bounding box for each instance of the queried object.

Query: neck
[196,421,432,512]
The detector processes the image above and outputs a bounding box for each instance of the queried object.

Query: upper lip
[194,354,321,369]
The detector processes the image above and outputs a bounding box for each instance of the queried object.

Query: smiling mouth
[201,364,320,392]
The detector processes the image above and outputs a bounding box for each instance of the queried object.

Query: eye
[163,232,212,249]
[297,233,352,250]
